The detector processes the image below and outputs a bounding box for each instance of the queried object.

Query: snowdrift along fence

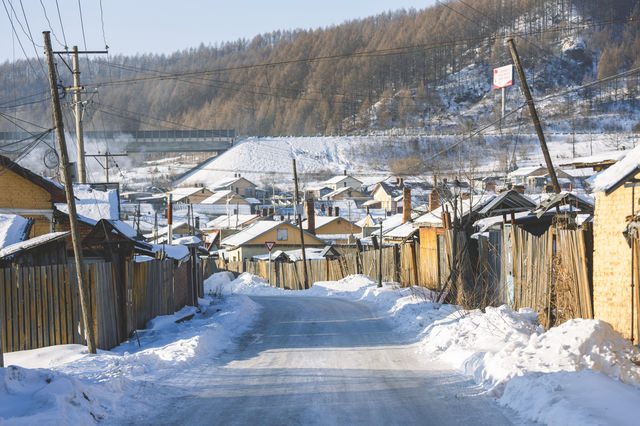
[0,258,203,354]
[220,243,420,290]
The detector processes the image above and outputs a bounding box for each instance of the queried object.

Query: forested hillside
[1,0,640,136]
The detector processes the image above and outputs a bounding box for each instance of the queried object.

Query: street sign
[493,65,513,90]
[265,241,276,252]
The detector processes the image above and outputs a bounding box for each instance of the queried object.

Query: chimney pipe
[306,198,315,235]
[344,169,347,176]
[403,187,412,224]
[429,188,440,212]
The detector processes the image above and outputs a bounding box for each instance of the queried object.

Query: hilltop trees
[1,0,639,136]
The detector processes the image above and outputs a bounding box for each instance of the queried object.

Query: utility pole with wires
[292,159,309,288]
[85,152,127,183]
[52,45,107,184]
[43,31,96,354]
[507,38,560,194]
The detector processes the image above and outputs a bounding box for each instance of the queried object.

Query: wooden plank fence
[0,261,118,353]
[1,256,204,355]
[221,244,421,290]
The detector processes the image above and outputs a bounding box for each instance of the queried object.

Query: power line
[54,0,68,49]
[98,0,108,49]
[1,0,40,77]
[39,0,65,48]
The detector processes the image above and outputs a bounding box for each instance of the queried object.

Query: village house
[221,220,325,261]
[590,144,640,343]
[371,182,403,213]
[323,173,363,191]
[0,155,66,237]
[168,187,214,204]
[212,175,258,198]
[201,190,249,206]
[321,187,370,202]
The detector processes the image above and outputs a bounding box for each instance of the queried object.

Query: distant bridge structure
[0,129,236,155]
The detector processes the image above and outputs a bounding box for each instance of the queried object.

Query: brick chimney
[402,187,411,224]
[429,177,441,212]
[305,198,315,235]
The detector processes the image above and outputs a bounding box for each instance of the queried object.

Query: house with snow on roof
[167,187,214,204]
[221,220,325,262]
[590,144,640,343]
[212,174,257,198]
[323,173,363,191]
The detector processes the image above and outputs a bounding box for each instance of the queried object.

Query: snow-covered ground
[3,272,640,425]
[212,272,640,426]
[1,295,260,424]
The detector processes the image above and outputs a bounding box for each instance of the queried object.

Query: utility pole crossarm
[65,46,108,184]
[507,38,561,194]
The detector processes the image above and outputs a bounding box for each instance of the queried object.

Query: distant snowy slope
[173,136,387,187]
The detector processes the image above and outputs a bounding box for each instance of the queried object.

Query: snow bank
[0,366,107,425]
[1,292,261,424]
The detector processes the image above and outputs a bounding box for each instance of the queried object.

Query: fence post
[411,241,419,286]
[393,245,400,283]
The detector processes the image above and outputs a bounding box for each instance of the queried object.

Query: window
[277,228,288,241]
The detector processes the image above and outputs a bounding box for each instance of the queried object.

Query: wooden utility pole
[507,38,560,194]
[292,159,309,288]
[43,31,96,353]
[85,152,127,183]
[71,47,86,183]
[52,46,107,184]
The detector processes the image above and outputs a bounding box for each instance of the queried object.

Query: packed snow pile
[0,366,107,425]
[419,306,640,392]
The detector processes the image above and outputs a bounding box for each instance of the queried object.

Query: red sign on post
[265,241,276,252]
[493,65,513,90]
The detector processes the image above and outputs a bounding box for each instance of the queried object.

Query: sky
[1,0,436,63]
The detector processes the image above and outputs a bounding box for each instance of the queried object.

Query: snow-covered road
[149,296,523,426]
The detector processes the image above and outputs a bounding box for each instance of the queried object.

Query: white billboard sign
[493,65,513,90]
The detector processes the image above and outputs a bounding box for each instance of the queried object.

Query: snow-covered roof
[206,214,259,230]
[590,144,640,194]
[172,236,202,246]
[55,185,119,225]
[151,243,190,261]
[384,222,418,239]
[476,190,535,216]
[473,212,534,233]
[221,220,284,248]
[245,197,261,204]
[0,214,31,249]
[322,186,358,199]
[414,195,496,227]
[201,190,238,204]
[302,215,358,230]
[212,176,256,189]
[0,232,69,259]
[324,175,362,185]
[559,151,626,168]
[508,166,545,177]
[168,187,208,202]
